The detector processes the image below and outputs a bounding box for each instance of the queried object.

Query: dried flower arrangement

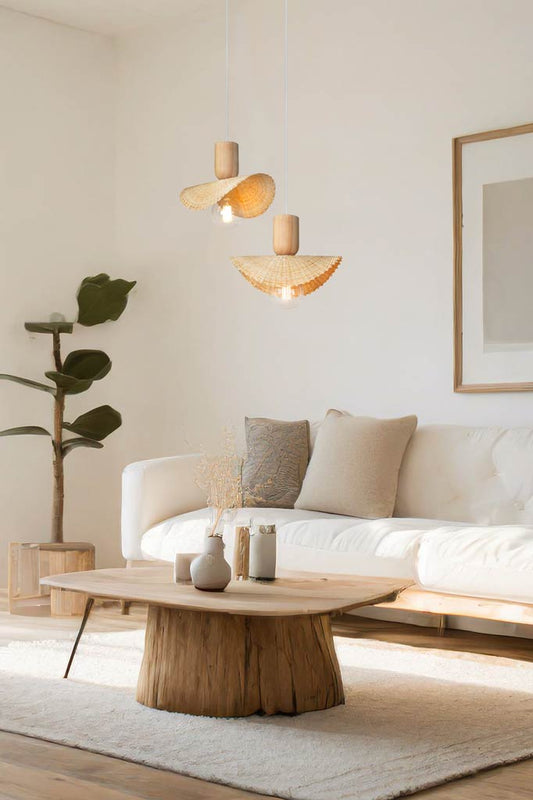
[196,429,243,537]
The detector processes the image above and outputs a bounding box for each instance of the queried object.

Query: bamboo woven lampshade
[180,142,276,218]
[179,0,275,221]
[232,1,341,300]
[232,214,342,299]
[180,141,275,218]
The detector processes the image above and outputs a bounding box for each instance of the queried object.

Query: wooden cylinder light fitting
[215,141,239,179]
[273,214,299,256]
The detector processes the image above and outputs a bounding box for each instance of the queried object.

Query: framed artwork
[453,122,533,392]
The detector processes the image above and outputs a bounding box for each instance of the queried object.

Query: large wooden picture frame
[453,122,533,392]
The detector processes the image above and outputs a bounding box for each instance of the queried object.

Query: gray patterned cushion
[242,417,310,509]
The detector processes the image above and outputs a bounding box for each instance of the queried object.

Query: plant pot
[190,535,231,592]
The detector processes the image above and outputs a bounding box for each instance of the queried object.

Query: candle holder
[233,526,250,580]
[173,552,199,584]
[249,524,277,581]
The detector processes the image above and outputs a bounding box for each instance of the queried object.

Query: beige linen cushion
[295,410,417,518]
[242,417,310,509]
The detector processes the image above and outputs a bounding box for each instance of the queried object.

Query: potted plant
[0,274,136,545]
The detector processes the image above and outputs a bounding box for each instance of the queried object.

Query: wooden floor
[0,589,531,800]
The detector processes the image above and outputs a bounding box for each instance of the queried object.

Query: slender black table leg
[63,596,94,679]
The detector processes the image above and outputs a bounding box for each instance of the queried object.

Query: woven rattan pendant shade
[232,254,341,296]
[179,0,275,220]
[232,1,341,299]
[180,160,275,218]
[232,214,341,298]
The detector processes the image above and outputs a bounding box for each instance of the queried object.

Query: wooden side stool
[8,541,95,617]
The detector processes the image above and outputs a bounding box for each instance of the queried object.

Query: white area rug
[0,630,532,800]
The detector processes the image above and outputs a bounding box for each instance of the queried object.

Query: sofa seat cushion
[277,517,448,578]
[416,525,533,603]
[140,508,451,580]
[140,508,347,562]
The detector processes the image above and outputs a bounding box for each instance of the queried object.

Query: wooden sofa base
[377,587,533,627]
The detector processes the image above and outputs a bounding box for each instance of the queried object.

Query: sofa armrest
[121,454,207,560]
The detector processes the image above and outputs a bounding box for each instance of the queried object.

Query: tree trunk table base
[136,605,345,717]
[43,567,412,711]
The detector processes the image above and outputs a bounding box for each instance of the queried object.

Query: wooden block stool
[8,542,95,617]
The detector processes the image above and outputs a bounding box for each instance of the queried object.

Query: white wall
[115,0,533,464]
[0,8,118,583]
[4,0,533,585]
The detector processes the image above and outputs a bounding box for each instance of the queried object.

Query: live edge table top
[41,567,412,617]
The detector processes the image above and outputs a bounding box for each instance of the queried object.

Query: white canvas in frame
[454,123,533,392]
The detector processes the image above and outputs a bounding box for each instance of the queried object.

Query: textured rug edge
[378,747,533,800]
[0,719,531,800]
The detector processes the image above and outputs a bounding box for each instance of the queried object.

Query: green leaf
[0,426,51,437]
[62,350,111,381]
[77,274,136,327]
[45,371,93,395]
[0,374,55,394]
[62,437,104,456]
[80,274,110,288]
[63,405,122,441]
[24,321,74,334]
[45,350,110,395]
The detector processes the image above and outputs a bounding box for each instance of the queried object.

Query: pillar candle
[173,552,198,583]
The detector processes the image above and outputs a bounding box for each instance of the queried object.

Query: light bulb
[221,203,233,223]
[211,198,240,226]
[276,285,302,308]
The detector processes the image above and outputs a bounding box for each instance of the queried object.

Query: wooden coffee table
[42,567,412,717]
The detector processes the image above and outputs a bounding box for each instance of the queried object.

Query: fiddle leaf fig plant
[0,274,136,544]
[77,274,135,325]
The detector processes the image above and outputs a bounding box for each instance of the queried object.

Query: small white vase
[249,524,277,581]
[190,535,231,592]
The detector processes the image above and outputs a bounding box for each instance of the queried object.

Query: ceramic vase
[190,535,231,592]
[249,524,277,581]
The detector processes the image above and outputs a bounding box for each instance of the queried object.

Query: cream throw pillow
[295,410,417,519]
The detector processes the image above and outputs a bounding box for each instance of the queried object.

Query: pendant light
[180,0,275,224]
[231,0,341,300]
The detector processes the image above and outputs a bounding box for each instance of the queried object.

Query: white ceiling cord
[283,0,289,214]
[225,0,230,141]
[179,0,275,221]
[230,0,342,298]
[224,0,287,208]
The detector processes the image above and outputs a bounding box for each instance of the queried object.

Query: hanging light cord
[283,0,288,214]
[225,0,230,141]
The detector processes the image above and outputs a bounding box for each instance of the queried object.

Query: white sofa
[121,424,533,628]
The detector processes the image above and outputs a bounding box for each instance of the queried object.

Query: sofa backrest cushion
[395,424,533,524]
[296,410,417,519]
[242,416,310,508]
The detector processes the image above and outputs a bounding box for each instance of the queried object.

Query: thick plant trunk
[51,332,64,544]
